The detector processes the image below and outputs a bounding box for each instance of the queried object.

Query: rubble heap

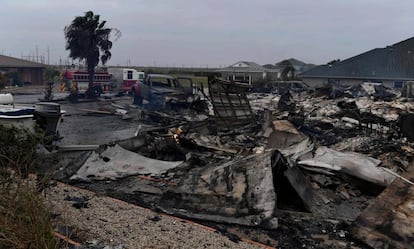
[40,80,414,248]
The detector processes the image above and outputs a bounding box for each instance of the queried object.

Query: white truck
[108,68,145,94]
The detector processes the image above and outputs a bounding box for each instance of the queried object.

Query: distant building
[0,54,46,86]
[217,61,279,84]
[299,37,414,89]
[275,58,316,76]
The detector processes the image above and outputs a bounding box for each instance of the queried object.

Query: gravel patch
[45,182,267,249]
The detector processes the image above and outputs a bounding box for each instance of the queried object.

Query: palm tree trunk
[87,63,94,97]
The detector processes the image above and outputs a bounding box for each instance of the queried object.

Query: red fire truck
[61,68,112,96]
[107,68,145,94]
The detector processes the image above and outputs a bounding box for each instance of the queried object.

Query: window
[328,79,340,85]
[150,77,170,87]
[294,83,303,88]
[394,81,403,88]
[171,79,178,87]
[234,75,244,81]
[127,71,133,80]
[178,78,192,87]
[234,75,249,83]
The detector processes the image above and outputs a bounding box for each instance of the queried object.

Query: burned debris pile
[41,79,414,248]
[208,78,255,127]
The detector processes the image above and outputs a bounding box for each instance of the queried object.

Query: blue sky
[1,0,413,67]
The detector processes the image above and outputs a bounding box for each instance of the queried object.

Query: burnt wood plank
[352,166,414,249]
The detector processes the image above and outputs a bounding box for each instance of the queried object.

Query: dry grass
[0,174,58,249]
[0,125,58,249]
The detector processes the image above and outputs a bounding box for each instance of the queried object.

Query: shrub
[0,174,58,249]
[0,125,43,178]
[0,125,58,248]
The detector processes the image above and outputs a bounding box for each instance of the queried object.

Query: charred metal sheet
[157,151,278,227]
[70,144,183,181]
[277,91,295,112]
[272,151,316,213]
[399,113,414,141]
[299,147,395,186]
[157,149,316,227]
[208,78,255,127]
[352,166,414,249]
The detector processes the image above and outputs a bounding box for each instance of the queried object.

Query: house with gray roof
[0,54,46,86]
[299,37,414,89]
[275,58,315,76]
[217,61,279,84]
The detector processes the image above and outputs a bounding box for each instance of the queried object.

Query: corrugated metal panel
[300,37,414,80]
[208,78,255,127]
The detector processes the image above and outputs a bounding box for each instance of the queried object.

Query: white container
[0,93,14,105]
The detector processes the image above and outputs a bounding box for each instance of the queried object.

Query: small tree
[43,67,61,100]
[278,60,296,81]
[64,11,120,97]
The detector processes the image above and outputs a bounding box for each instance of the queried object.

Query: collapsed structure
[41,77,414,248]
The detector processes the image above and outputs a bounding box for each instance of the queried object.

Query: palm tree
[278,60,296,81]
[64,11,120,97]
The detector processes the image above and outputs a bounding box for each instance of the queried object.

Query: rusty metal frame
[208,78,255,127]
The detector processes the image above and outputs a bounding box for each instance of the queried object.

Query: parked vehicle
[107,68,145,94]
[61,68,111,96]
[130,74,195,108]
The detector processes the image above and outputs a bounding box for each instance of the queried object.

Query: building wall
[301,78,327,88]
[302,77,408,89]
[21,68,44,85]
[0,67,44,86]
[220,71,264,84]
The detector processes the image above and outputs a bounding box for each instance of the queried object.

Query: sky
[1,0,414,67]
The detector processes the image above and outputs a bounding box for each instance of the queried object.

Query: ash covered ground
[13,84,414,248]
